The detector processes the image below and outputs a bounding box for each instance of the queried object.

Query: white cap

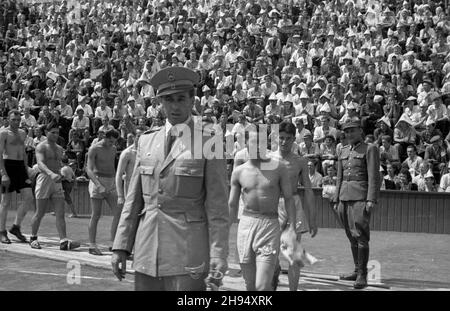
[284,94,294,103]
[319,102,331,113]
[269,93,277,101]
[300,91,309,99]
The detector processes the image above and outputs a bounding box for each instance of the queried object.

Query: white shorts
[35,174,64,200]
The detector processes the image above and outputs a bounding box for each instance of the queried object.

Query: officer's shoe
[353,247,369,289]
[353,272,368,289]
[340,245,359,281]
[340,271,358,281]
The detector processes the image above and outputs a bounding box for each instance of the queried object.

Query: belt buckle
[204,270,223,291]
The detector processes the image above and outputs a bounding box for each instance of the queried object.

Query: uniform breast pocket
[352,154,366,167]
[174,165,204,199]
[139,166,155,196]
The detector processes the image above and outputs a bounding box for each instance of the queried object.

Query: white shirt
[75,104,93,116]
[95,106,113,119]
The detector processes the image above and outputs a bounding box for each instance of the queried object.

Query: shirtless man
[229,129,297,291]
[271,121,318,291]
[86,129,120,256]
[0,110,34,244]
[115,129,142,207]
[29,122,80,250]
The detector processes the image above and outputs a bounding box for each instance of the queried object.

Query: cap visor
[157,86,194,97]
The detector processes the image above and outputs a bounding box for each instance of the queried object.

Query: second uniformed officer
[111,67,229,291]
[332,121,381,289]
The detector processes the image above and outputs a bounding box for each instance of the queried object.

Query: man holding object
[111,67,229,291]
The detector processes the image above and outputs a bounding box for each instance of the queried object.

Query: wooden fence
[9,183,450,234]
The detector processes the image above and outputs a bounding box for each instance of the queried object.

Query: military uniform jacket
[333,142,381,203]
[112,118,229,277]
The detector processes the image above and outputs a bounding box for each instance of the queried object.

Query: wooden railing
[9,183,450,234]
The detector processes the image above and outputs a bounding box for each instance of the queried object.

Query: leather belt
[342,175,368,182]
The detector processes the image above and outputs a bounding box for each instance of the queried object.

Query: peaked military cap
[150,67,200,97]
[342,121,362,131]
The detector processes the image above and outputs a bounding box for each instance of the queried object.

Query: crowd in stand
[1,0,450,193]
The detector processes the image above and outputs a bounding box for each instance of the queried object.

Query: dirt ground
[1,211,449,290]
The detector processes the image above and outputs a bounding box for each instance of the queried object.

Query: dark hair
[407,144,417,152]
[279,120,296,136]
[45,121,59,132]
[105,129,119,139]
[399,168,412,183]
[381,135,392,143]
[8,109,21,117]
[324,134,336,143]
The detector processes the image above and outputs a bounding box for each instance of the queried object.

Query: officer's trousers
[337,201,371,249]
[135,271,207,291]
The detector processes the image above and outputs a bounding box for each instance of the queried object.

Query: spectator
[394,115,418,161]
[70,108,90,142]
[439,162,450,192]
[402,144,424,178]
[418,170,438,192]
[319,135,337,174]
[395,168,418,191]
[384,163,399,190]
[20,107,37,128]
[424,135,449,180]
[0,0,448,192]
[307,160,323,188]
[299,131,320,164]
[380,135,401,169]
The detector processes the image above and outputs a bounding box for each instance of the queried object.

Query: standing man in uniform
[111,67,229,291]
[0,110,35,244]
[271,121,318,291]
[332,121,381,289]
[86,129,120,256]
[29,122,80,250]
[229,129,297,291]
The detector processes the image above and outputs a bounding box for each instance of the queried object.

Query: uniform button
[160,174,164,178]
[158,188,163,194]
[157,204,162,208]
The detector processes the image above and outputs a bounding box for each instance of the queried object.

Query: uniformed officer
[332,121,381,289]
[111,67,229,291]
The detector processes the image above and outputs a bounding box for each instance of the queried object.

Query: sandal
[89,247,103,256]
[60,240,81,251]
[30,240,41,249]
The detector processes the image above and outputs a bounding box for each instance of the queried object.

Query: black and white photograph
[0,0,449,295]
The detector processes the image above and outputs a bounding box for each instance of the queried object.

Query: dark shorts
[2,159,31,194]
[62,180,74,205]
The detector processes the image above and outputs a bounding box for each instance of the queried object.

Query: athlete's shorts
[2,159,31,193]
[35,174,65,200]
[62,180,73,205]
[237,213,280,265]
[89,176,117,200]
[278,194,310,234]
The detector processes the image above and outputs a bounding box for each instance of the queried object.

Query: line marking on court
[0,268,134,283]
